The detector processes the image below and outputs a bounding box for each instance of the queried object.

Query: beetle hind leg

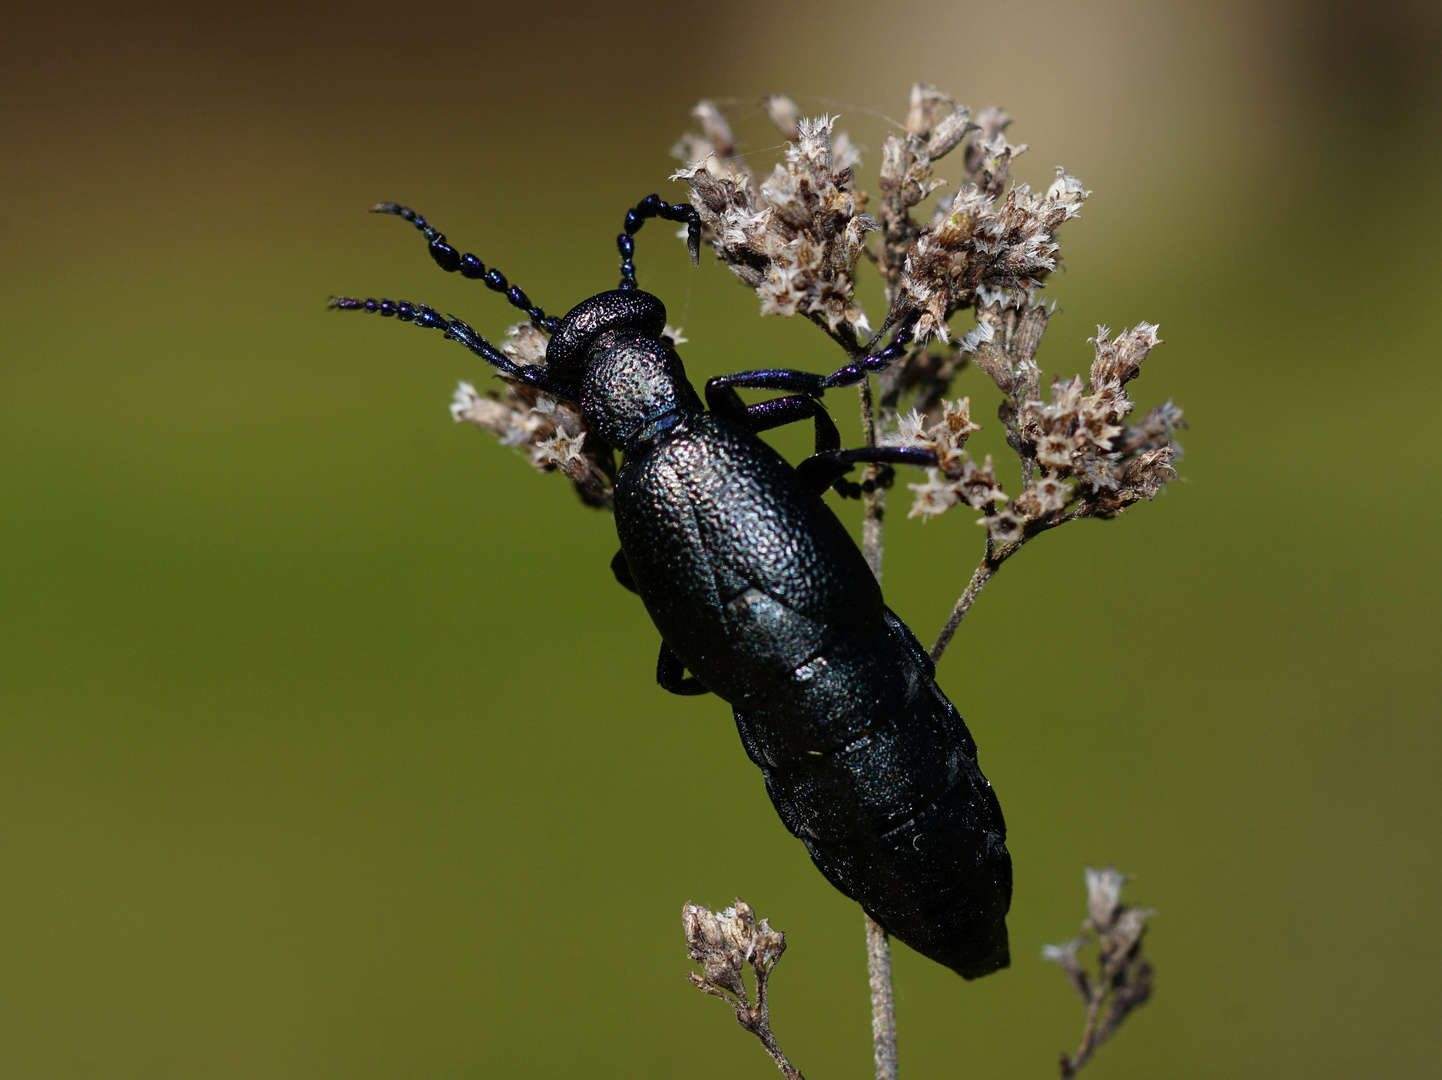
[611,549,638,593]
[797,446,938,499]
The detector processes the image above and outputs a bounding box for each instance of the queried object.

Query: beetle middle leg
[614,550,710,695]
[657,642,710,696]
[706,382,841,454]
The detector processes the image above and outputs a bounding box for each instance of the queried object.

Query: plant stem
[866,914,899,1080]
[1059,983,1106,1079]
[857,376,898,1080]
[858,376,886,581]
[930,556,998,663]
[931,508,1088,662]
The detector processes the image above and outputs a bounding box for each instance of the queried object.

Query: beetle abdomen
[735,612,1011,979]
[616,415,1010,977]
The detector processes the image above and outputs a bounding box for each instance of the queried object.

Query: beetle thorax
[580,334,700,450]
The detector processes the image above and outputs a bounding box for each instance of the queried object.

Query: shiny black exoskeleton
[332,196,1012,978]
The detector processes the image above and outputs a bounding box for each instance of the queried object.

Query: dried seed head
[1091,322,1163,390]
[981,507,1025,544]
[1043,936,1093,1001]
[902,169,1088,342]
[683,901,749,999]
[674,109,876,335]
[1049,865,1155,1074]
[1085,865,1129,932]
[885,396,981,476]
[964,106,1013,176]
[448,323,616,510]
[906,83,957,137]
[906,451,1008,519]
[692,100,736,158]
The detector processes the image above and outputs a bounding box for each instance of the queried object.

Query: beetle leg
[797,446,938,498]
[329,297,582,402]
[611,549,638,593]
[704,310,922,402]
[368,203,560,333]
[706,368,829,399]
[657,643,711,696]
[820,311,923,389]
[708,386,841,454]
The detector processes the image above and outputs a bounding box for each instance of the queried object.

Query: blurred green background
[2,1,1439,1076]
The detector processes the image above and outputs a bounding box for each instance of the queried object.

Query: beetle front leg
[706,368,829,400]
[657,643,710,696]
[706,384,841,454]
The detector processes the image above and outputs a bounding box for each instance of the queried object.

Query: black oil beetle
[332,195,1011,978]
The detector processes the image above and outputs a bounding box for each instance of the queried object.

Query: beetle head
[545,290,667,377]
[548,289,701,451]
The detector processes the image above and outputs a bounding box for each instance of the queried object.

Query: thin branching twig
[1045,868,1155,1079]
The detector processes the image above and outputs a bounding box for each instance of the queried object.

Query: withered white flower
[674,111,877,338]
[446,323,615,509]
[981,508,1025,544]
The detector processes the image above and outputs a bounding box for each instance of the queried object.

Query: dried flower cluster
[671,87,1184,666]
[1044,867,1155,1078]
[683,900,802,1080]
[434,87,1174,1079]
[893,301,1182,544]
[667,88,1175,1076]
[449,85,1182,570]
[673,99,872,338]
[447,320,617,508]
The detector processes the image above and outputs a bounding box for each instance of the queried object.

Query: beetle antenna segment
[617,194,702,289]
[328,296,580,401]
[370,203,561,334]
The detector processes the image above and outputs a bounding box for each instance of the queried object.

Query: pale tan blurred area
[731,0,1441,199]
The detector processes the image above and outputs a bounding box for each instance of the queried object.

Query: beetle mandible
[332,194,1012,978]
